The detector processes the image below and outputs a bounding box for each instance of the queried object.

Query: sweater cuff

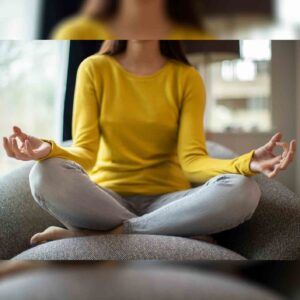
[239,150,257,176]
[39,139,56,161]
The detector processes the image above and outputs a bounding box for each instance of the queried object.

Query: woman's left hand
[250,132,296,178]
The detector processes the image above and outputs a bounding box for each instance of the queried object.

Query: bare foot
[30,225,125,246]
[30,226,81,246]
[109,225,124,235]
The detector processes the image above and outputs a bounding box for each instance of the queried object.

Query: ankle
[109,225,124,235]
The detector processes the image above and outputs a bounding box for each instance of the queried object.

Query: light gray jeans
[29,158,261,237]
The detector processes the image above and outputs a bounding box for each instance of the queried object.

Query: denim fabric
[29,158,261,236]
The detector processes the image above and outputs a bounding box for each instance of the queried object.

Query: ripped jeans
[29,158,261,237]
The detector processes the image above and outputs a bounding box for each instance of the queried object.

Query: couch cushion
[0,164,62,259]
[14,235,245,261]
[207,141,300,260]
[216,175,300,260]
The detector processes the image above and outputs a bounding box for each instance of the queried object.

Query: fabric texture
[42,55,255,196]
[0,265,283,300]
[0,163,62,260]
[29,157,261,236]
[216,174,300,260]
[13,235,245,261]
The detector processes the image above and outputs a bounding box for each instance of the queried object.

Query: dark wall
[63,41,102,141]
[39,0,83,39]
[183,41,240,55]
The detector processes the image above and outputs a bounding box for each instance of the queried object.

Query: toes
[30,233,43,246]
[30,227,75,246]
[46,226,62,232]
[30,228,57,245]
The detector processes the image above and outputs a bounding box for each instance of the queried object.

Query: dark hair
[96,0,203,29]
[100,41,191,66]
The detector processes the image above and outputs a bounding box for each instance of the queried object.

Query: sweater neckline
[106,55,172,80]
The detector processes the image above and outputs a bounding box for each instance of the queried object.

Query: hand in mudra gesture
[250,133,296,178]
[3,127,296,179]
[3,126,51,161]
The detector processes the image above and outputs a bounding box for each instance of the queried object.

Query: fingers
[3,137,15,158]
[11,138,30,161]
[279,140,296,170]
[2,126,38,161]
[6,127,26,151]
[265,155,282,178]
[265,132,282,152]
[263,139,296,178]
[276,142,289,158]
[2,126,41,161]
[13,126,28,142]
[25,140,35,157]
[267,164,281,179]
[291,139,297,152]
[3,136,37,161]
[267,155,282,167]
[259,155,280,178]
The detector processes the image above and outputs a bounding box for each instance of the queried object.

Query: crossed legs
[29,158,261,245]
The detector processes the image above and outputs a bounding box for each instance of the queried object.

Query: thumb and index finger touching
[12,126,28,141]
[265,132,282,152]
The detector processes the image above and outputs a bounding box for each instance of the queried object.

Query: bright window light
[221,61,235,81]
[221,60,257,82]
[0,0,41,39]
[241,40,272,61]
[0,41,69,175]
[236,60,257,82]
[276,0,300,24]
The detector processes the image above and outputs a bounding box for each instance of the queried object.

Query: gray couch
[1,142,299,260]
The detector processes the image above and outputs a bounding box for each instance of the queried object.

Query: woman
[3,40,296,245]
[53,0,210,40]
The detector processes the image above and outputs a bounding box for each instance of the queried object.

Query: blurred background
[1,0,300,39]
[0,261,299,299]
[0,40,299,195]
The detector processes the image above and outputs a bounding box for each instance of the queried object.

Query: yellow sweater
[52,16,213,40]
[43,55,255,196]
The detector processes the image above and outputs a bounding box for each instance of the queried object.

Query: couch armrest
[0,163,62,259]
[216,175,300,260]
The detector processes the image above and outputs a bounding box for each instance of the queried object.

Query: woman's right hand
[2,126,52,161]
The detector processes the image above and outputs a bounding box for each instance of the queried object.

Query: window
[194,40,272,133]
[275,0,300,24]
[0,41,69,175]
[0,0,41,39]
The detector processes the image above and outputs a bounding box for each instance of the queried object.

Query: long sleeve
[41,59,101,171]
[178,68,256,184]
